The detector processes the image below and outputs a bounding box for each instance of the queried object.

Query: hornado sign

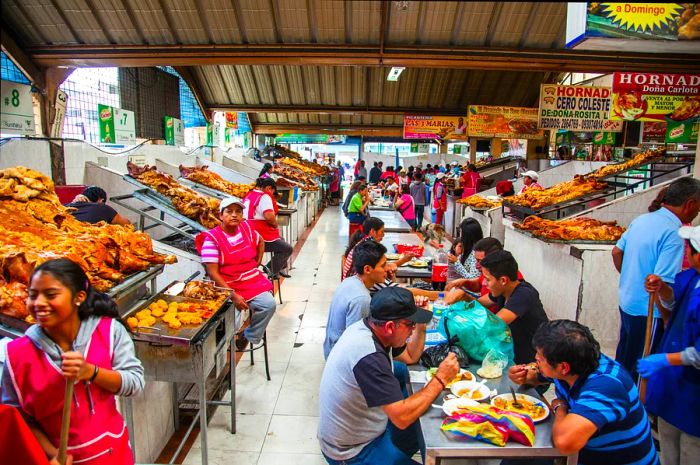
[538,84,623,132]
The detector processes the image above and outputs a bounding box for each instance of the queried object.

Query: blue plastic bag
[438,300,514,363]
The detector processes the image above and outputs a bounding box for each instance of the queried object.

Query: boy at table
[508,320,659,465]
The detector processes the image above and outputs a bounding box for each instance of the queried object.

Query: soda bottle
[431,245,448,291]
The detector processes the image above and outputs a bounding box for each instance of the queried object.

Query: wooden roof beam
[209,104,467,116]
[26,44,700,74]
[254,123,403,137]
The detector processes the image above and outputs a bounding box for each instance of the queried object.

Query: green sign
[164,116,184,146]
[555,131,571,146]
[275,134,346,144]
[1,80,35,135]
[99,103,135,144]
[206,122,222,147]
[665,119,699,144]
[592,132,616,145]
[410,143,418,153]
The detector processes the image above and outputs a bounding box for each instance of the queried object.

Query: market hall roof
[2,1,698,135]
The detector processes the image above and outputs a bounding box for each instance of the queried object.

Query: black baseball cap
[370,287,432,324]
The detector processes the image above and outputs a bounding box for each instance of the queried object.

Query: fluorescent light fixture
[387,67,405,81]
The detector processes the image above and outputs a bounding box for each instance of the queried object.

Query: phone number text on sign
[538,85,622,132]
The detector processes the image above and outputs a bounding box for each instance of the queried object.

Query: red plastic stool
[349,222,363,237]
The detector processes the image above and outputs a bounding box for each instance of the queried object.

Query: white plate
[385,253,401,260]
[407,260,429,268]
[425,368,475,387]
[450,380,491,402]
[490,393,550,423]
[442,397,480,416]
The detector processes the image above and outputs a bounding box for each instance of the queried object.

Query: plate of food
[450,380,491,402]
[491,393,550,423]
[425,368,475,387]
[407,259,429,268]
[385,253,401,261]
[613,92,648,120]
[442,397,480,416]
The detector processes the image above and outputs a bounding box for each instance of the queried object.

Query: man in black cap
[318,287,459,464]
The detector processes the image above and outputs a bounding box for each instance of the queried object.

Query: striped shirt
[552,354,659,465]
[200,226,262,264]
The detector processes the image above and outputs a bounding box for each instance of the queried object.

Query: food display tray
[513,226,618,245]
[178,177,242,201]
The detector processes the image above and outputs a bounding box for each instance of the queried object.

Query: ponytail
[79,286,120,321]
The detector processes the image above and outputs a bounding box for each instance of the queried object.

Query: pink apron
[6,317,133,464]
[243,189,280,241]
[198,223,273,301]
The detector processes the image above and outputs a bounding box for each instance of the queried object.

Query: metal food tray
[122,174,180,206]
[502,186,615,219]
[131,189,209,233]
[0,313,31,334]
[513,226,618,245]
[178,177,242,201]
[123,293,230,347]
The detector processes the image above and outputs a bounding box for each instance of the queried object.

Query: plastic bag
[420,317,470,369]
[439,301,514,363]
[477,349,509,379]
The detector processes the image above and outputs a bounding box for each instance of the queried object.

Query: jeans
[615,307,664,383]
[414,205,425,230]
[322,427,420,465]
[243,291,276,345]
[265,238,293,275]
[347,212,367,224]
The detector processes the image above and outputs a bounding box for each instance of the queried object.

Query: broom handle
[57,379,74,465]
[639,292,655,402]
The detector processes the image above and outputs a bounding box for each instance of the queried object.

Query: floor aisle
[183,206,348,465]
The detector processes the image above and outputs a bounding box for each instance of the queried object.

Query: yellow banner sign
[467,106,544,139]
[403,115,468,140]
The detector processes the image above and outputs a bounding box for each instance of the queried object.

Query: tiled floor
[183,206,348,465]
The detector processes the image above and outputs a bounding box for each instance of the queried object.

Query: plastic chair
[348,222,362,237]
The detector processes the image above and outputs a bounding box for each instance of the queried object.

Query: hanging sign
[538,84,623,132]
[467,106,543,139]
[98,104,135,144]
[164,116,185,146]
[665,119,699,143]
[403,115,468,140]
[1,80,35,135]
[610,72,700,122]
[206,122,221,146]
[50,89,67,139]
[642,121,667,142]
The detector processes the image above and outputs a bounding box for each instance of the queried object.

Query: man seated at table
[325,240,389,359]
[454,250,547,364]
[343,218,414,281]
[198,198,277,351]
[319,287,459,465]
[508,320,659,465]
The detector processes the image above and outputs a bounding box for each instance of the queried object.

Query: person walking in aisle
[409,173,427,230]
[432,172,447,225]
[611,177,700,381]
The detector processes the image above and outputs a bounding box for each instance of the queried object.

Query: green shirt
[348,192,364,213]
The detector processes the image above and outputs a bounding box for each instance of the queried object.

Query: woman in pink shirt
[395,184,417,231]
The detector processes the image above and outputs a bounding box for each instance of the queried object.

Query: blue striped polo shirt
[553,354,659,465]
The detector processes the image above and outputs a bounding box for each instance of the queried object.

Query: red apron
[243,189,280,241]
[198,223,273,301]
[5,318,133,464]
[433,183,447,210]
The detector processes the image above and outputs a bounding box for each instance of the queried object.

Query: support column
[469,138,477,163]
[40,67,74,185]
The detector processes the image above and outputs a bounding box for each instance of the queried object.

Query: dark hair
[357,183,368,192]
[457,218,483,264]
[413,173,423,182]
[346,218,384,256]
[82,186,107,202]
[30,258,120,323]
[468,163,477,172]
[648,186,669,212]
[373,162,378,167]
[532,320,600,376]
[663,177,700,207]
[352,240,387,275]
[401,184,411,195]
[257,177,277,190]
[479,250,518,281]
[349,180,362,192]
[473,237,503,255]
[259,163,273,178]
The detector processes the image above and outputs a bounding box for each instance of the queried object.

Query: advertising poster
[225,112,238,129]
[538,84,623,132]
[610,72,700,122]
[467,105,543,139]
[1,80,35,135]
[98,104,135,144]
[641,121,667,142]
[665,119,699,143]
[585,3,699,41]
[164,116,185,146]
[403,115,468,140]
[592,132,616,145]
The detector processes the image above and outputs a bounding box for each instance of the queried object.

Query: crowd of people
[319,175,700,465]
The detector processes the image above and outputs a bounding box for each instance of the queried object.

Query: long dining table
[368,209,412,233]
[381,232,451,280]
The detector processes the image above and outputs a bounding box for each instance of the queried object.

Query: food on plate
[450,380,490,401]
[0,166,176,320]
[128,162,220,229]
[515,216,626,242]
[385,253,401,261]
[279,157,327,177]
[408,260,428,268]
[506,176,608,210]
[669,96,700,121]
[588,149,665,179]
[426,368,474,387]
[492,394,548,422]
[179,165,254,198]
[457,195,502,209]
